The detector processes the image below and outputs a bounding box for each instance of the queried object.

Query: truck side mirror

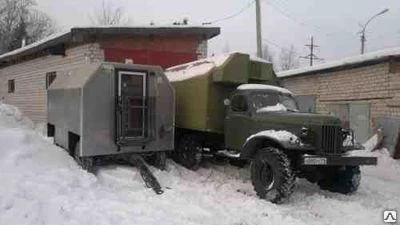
[223,99,231,106]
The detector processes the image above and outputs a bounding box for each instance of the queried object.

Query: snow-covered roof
[277,46,400,78]
[237,84,293,94]
[165,53,233,82]
[0,26,220,63]
[165,52,273,82]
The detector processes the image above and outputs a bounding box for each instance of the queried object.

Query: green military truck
[165,52,377,203]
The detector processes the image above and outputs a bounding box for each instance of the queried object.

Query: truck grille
[320,126,343,154]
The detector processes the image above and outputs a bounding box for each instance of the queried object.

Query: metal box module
[165,52,278,134]
[47,63,174,157]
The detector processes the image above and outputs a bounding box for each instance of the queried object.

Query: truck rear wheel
[251,147,296,204]
[317,166,361,194]
[173,135,202,171]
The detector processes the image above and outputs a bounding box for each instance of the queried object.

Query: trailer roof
[0,26,220,64]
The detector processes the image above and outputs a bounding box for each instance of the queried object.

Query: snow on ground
[0,103,399,225]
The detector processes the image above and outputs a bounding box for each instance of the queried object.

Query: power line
[202,1,255,25]
[263,38,284,49]
[260,0,352,38]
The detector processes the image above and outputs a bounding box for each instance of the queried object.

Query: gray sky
[36,0,400,67]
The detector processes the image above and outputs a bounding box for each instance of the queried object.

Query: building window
[8,80,15,93]
[46,71,57,89]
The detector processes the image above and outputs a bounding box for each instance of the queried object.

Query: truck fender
[240,135,285,160]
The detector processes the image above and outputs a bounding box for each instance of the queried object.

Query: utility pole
[256,0,262,58]
[301,36,323,66]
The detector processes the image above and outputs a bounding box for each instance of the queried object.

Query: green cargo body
[166,52,278,134]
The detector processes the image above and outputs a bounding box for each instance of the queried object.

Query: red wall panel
[104,48,198,69]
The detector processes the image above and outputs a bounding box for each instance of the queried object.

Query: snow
[0,103,400,225]
[237,84,293,94]
[0,31,70,60]
[246,130,299,144]
[250,55,270,63]
[165,53,233,82]
[277,46,400,78]
[256,103,287,113]
[165,52,273,82]
[363,134,378,151]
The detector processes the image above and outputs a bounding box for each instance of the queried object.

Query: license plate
[304,157,327,165]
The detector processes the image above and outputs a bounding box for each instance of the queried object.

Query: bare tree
[0,0,56,53]
[90,0,130,26]
[279,45,300,71]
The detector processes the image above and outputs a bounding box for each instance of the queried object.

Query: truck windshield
[250,92,299,112]
[278,94,299,112]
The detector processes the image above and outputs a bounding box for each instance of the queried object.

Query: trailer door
[117,71,147,142]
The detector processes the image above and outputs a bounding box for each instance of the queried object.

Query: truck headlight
[301,127,309,138]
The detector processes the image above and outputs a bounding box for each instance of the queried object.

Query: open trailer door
[117,71,148,143]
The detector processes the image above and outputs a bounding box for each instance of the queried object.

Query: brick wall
[281,62,400,129]
[0,43,104,123]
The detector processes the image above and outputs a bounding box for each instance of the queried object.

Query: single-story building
[277,47,400,158]
[0,26,220,123]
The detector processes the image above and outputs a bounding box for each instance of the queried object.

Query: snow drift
[0,102,399,225]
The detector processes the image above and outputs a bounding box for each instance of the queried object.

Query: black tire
[74,141,95,173]
[251,147,296,204]
[229,159,248,168]
[173,135,202,170]
[317,166,361,194]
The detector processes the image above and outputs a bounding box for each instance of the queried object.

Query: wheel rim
[260,162,275,191]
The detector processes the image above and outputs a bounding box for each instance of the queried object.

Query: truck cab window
[251,92,278,110]
[231,95,248,112]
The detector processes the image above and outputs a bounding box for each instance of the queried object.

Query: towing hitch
[129,155,164,195]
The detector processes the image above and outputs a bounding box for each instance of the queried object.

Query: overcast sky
[36,0,400,67]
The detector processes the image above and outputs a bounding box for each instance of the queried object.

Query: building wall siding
[0,43,104,123]
[281,62,400,130]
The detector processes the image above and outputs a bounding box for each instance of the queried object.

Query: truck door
[224,94,253,150]
[117,71,147,143]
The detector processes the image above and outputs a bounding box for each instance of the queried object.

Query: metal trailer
[47,62,174,193]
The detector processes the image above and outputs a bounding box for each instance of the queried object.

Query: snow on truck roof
[165,52,271,82]
[237,84,292,94]
[165,53,232,82]
[277,46,400,78]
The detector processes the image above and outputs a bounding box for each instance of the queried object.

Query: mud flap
[129,155,164,195]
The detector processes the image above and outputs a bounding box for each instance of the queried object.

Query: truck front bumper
[301,155,377,166]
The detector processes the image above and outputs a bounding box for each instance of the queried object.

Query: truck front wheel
[173,135,202,171]
[251,147,296,204]
[317,166,361,194]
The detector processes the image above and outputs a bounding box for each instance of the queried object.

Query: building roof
[0,26,220,64]
[277,46,400,78]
